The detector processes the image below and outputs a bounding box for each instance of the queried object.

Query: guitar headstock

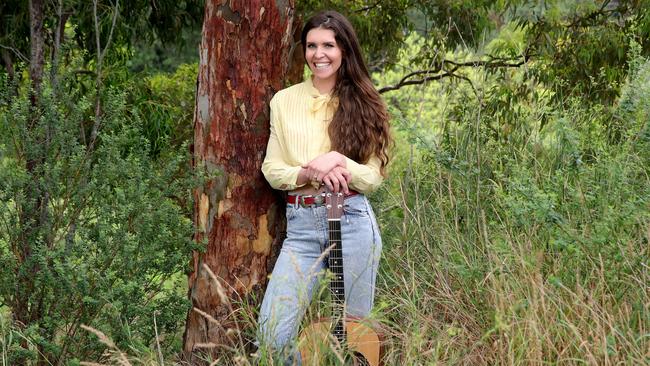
[325,190,344,220]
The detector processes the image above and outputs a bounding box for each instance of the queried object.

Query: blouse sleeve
[261,97,305,191]
[345,154,384,193]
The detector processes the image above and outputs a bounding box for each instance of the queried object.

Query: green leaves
[0,62,197,362]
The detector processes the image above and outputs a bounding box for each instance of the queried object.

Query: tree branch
[378,70,457,94]
[566,0,617,28]
[378,55,528,94]
[353,1,381,14]
[443,57,528,68]
[0,44,29,63]
[89,0,119,151]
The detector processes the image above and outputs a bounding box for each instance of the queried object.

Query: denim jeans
[257,193,382,363]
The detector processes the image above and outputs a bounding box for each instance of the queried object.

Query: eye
[324,43,335,48]
[306,43,316,49]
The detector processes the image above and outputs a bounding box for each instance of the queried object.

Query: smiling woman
[257,10,392,365]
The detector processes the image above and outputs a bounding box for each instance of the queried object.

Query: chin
[313,70,336,79]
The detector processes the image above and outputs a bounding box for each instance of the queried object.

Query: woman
[258,10,392,362]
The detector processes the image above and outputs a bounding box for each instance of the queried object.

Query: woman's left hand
[322,166,351,194]
[302,151,347,182]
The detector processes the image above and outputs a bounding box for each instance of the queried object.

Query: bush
[0,68,198,363]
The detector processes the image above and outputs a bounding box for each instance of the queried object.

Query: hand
[302,151,347,182]
[322,166,351,194]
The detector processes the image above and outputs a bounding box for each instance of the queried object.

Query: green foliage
[618,51,650,155]
[368,32,650,363]
[128,28,202,73]
[0,66,198,362]
[512,0,650,103]
[0,0,204,85]
[130,63,198,156]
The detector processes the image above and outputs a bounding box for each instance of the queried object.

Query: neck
[312,76,335,94]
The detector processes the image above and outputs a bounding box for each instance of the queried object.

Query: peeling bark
[183,0,296,359]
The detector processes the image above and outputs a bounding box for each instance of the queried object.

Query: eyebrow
[305,41,336,45]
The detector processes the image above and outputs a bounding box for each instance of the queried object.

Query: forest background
[0,0,649,364]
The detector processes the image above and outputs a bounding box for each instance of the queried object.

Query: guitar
[299,190,383,365]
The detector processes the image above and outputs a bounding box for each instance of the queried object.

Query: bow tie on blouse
[310,93,331,114]
[309,92,339,115]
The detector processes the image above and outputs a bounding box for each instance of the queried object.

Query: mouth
[314,62,331,69]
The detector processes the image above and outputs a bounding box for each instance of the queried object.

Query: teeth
[315,63,330,69]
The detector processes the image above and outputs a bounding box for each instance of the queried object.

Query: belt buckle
[298,194,325,208]
[313,193,324,207]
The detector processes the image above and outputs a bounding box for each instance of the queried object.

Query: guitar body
[299,317,382,366]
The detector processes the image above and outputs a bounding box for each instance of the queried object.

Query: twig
[89,0,119,151]
[0,44,28,63]
[353,1,381,14]
[153,312,164,366]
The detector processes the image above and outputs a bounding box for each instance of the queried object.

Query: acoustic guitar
[299,190,383,365]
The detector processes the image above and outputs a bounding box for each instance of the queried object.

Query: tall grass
[369,60,650,365]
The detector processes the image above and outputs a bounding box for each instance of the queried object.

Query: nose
[314,46,325,58]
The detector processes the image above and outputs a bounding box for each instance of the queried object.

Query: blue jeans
[257,194,382,363]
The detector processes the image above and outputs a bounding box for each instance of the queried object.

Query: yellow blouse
[261,78,383,193]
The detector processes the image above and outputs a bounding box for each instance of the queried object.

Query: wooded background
[0,0,648,364]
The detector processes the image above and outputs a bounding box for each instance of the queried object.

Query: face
[305,28,343,87]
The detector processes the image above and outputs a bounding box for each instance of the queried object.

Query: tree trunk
[183,0,298,359]
[285,13,305,85]
[29,0,45,97]
[1,49,15,83]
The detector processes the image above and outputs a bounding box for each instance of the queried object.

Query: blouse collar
[306,77,338,115]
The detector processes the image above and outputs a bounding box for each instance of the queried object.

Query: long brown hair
[301,11,392,175]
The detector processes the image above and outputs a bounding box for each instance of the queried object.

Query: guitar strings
[328,193,346,344]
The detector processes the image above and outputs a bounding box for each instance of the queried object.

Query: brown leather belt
[287,191,358,208]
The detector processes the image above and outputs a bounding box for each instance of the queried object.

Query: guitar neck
[328,217,346,345]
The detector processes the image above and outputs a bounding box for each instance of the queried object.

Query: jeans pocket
[285,204,297,221]
[343,195,370,218]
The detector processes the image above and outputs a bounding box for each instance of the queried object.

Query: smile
[314,63,331,69]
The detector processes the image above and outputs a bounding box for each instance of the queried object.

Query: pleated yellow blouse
[261,78,383,193]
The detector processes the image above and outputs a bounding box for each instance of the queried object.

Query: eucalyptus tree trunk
[183,0,299,358]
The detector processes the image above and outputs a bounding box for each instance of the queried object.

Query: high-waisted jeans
[257,193,382,363]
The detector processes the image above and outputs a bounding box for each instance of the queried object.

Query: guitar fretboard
[328,216,346,346]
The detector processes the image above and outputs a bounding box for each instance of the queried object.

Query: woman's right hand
[301,151,347,182]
